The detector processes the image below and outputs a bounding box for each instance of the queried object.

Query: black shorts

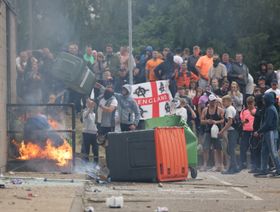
[203,133,222,150]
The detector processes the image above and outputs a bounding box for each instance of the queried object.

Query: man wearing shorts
[201,94,224,171]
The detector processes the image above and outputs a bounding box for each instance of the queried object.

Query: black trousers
[97,123,114,135]
[82,132,99,163]
[120,123,133,132]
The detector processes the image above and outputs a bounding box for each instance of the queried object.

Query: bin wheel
[189,167,197,179]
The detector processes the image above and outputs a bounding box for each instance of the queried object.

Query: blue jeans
[240,131,252,168]
[227,130,239,170]
[261,130,280,173]
[240,131,261,169]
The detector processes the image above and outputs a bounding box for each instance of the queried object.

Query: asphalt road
[83,170,280,212]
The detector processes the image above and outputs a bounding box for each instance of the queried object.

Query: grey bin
[50,52,96,94]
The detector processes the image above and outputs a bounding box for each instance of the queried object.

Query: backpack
[232,110,242,132]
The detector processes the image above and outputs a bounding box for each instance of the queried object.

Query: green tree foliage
[16,0,280,72]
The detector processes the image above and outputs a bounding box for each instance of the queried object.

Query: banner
[131,80,173,120]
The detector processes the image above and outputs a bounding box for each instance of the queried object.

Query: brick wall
[8,10,17,103]
[0,3,8,171]
[0,2,16,171]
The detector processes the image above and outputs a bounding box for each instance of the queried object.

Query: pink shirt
[240,108,256,132]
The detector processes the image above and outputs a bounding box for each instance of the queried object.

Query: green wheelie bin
[145,115,198,178]
[50,52,96,94]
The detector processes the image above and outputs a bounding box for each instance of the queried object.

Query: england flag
[131,80,173,120]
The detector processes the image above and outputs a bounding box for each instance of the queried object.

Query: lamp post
[128,0,133,85]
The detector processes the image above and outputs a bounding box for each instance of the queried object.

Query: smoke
[18,0,79,52]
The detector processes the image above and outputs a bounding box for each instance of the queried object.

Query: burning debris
[8,109,74,171]
[12,139,72,167]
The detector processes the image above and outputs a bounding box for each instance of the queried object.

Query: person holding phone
[239,96,256,170]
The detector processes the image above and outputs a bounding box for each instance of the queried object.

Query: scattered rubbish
[27,193,38,198]
[87,198,105,203]
[0,179,5,188]
[156,207,169,212]
[111,187,137,191]
[106,196,124,208]
[14,195,32,201]
[11,179,24,185]
[43,178,74,183]
[84,206,95,212]
[96,179,108,185]
[158,183,163,188]
[86,165,111,184]
[93,189,101,193]
[0,175,89,183]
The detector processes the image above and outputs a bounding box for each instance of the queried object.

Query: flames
[48,119,60,129]
[12,118,72,167]
[12,139,72,166]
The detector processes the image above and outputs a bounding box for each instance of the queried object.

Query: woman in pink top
[239,96,256,170]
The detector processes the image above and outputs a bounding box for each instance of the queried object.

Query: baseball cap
[258,76,266,81]
[271,79,278,85]
[173,55,183,65]
[208,94,217,102]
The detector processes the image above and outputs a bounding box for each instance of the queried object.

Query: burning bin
[7,104,75,172]
[50,52,96,94]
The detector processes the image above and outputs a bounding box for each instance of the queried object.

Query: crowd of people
[16,43,280,177]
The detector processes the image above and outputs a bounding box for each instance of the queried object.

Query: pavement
[0,170,280,212]
[83,170,280,212]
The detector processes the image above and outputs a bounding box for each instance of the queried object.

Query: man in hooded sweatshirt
[254,92,280,177]
[114,84,140,131]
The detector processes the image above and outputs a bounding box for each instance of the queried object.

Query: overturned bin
[145,115,198,178]
[106,130,157,182]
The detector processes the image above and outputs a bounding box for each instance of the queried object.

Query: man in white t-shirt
[219,95,239,174]
[171,98,188,122]
[264,79,280,96]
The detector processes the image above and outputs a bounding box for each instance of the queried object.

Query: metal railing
[6,103,76,170]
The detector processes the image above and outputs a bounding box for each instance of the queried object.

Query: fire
[48,119,60,129]
[12,139,72,166]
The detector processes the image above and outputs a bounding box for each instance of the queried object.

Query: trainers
[222,168,239,175]
[254,171,268,177]
[269,171,280,178]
